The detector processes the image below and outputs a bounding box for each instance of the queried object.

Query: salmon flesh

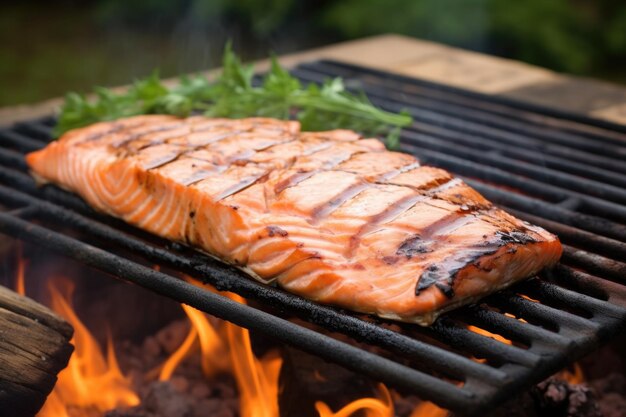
[26,116,562,325]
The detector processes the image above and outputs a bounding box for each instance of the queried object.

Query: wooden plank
[1,34,626,126]
[0,285,73,417]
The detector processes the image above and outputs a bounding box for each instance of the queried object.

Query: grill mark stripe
[420,210,476,238]
[310,182,371,222]
[121,119,256,168]
[214,170,273,201]
[143,151,184,170]
[347,178,488,260]
[181,167,226,186]
[302,142,334,156]
[77,120,156,144]
[274,150,368,195]
[347,193,427,258]
[145,127,295,173]
[376,161,422,181]
[252,136,298,152]
[143,130,250,171]
[113,123,187,149]
[134,125,240,151]
[375,174,455,194]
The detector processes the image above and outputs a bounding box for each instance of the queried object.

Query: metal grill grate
[1,60,626,415]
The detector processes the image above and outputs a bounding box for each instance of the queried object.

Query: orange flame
[409,401,449,417]
[159,325,198,381]
[15,244,25,296]
[315,384,394,417]
[559,363,585,385]
[467,325,512,345]
[161,278,282,417]
[38,392,69,417]
[183,303,227,376]
[37,278,139,416]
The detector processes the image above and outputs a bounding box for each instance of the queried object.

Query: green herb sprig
[54,43,412,148]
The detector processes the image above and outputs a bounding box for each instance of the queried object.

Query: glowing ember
[467,325,512,345]
[504,312,528,323]
[37,278,139,416]
[315,384,394,417]
[559,363,585,385]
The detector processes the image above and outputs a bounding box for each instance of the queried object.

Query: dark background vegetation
[2,0,625,106]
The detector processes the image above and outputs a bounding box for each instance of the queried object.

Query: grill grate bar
[458,305,573,348]
[427,319,541,367]
[546,265,626,308]
[405,121,626,188]
[465,180,626,242]
[13,122,56,141]
[488,290,602,336]
[0,146,29,170]
[293,67,626,175]
[0,129,45,152]
[524,279,626,322]
[403,145,626,221]
[400,131,626,204]
[503,208,626,260]
[562,246,626,283]
[296,61,626,145]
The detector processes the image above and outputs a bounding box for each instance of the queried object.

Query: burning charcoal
[394,395,423,417]
[170,375,190,393]
[590,372,626,397]
[532,378,601,417]
[190,382,212,399]
[155,320,191,354]
[191,398,234,417]
[214,379,237,399]
[482,392,539,417]
[142,381,194,417]
[142,336,162,360]
[597,392,626,417]
[104,408,154,417]
[279,347,378,417]
[588,373,626,417]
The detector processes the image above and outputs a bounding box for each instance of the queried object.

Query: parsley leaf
[54,43,412,148]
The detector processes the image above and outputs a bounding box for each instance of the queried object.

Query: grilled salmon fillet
[26,115,562,325]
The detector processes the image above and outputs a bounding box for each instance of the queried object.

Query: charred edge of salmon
[413,229,540,298]
[382,269,544,326]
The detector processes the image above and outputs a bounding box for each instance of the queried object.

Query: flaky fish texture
[27,115,562,325]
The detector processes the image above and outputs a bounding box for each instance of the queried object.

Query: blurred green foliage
[322,0,626,76]
[1,0,625,107]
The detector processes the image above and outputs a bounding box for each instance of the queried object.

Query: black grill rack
[1,60,626,415]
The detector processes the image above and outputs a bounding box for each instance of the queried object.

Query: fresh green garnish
[54,43,412,148]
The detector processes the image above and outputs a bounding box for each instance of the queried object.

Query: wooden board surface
[2,34,626,126]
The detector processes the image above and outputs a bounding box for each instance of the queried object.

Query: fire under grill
[1,60,626,416]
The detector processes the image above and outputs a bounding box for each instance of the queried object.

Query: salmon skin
[26,115,562,325]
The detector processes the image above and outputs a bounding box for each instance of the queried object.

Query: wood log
[0,285,73,417]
